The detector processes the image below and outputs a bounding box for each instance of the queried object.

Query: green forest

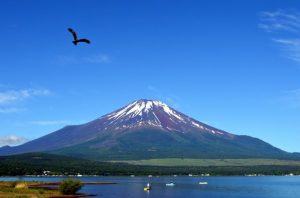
[1,153,300,176]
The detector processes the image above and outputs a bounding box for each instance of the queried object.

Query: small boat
[166,182,175,186]
[144,183,151,191]
[144,187,151,191]
[199,181,208,185]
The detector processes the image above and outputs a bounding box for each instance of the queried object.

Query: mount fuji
[0,99,293,160]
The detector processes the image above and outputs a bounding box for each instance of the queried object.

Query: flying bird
[68,28,91,45]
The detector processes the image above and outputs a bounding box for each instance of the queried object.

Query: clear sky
[0,0,299,152]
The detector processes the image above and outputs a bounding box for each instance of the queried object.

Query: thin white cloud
[0,89,51,104]
[83,54,110,63]
[0,88,51,114]
[58,53,110,65]
[272,38,300,62]
[259,9,300,63]
[259,10,300,33]
[0,135,28,146]
[29,120,71,126]
[0,107,26,113]
[258,23,297,33]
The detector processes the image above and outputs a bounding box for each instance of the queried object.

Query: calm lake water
[1,176,300,198]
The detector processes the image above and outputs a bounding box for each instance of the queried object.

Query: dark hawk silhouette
[68,28,91,45]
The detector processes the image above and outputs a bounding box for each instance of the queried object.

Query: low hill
[0,152,135,176]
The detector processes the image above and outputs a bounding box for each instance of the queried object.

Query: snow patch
[191,121,202,128]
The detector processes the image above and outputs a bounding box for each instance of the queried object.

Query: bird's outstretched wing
[68,28,77,40]
[77,38,91,44]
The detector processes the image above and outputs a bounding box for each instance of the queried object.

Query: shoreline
[29,181,116,186]
[0,181,116,198]
[1,174,300,178]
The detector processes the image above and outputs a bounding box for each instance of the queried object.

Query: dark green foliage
[59,179,82,195]
[1,153,300,176]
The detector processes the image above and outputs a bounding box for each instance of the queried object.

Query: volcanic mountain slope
[0,99,292,160]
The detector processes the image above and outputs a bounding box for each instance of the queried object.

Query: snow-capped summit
[92,99,225,135]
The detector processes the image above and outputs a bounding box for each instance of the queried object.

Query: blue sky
[0,0,300,152]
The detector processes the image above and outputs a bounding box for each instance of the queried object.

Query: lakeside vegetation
[0,181,61,198]
[1,153,300,176]
[0,180,112,197]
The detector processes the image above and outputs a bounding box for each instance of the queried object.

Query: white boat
[144,183,151,191]
[199,181,208,185]
[166,182,175,186]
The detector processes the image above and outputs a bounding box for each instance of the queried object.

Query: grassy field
[113,158,300,167]
[0,181,61,198]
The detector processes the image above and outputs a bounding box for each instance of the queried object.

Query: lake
[1,176,300,198]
